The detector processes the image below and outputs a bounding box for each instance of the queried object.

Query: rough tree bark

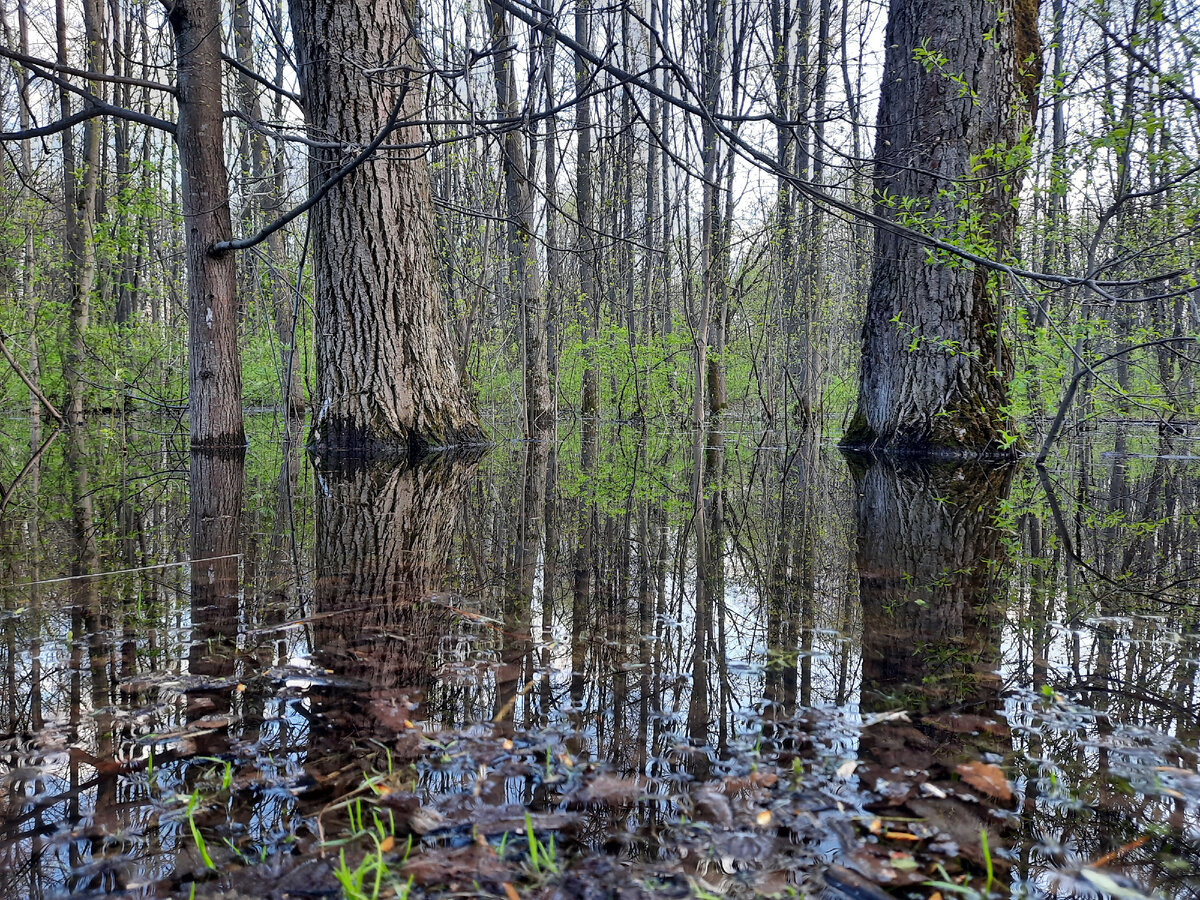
[843,0,1041,456]
[289,0,484,455]
[310,455,477,734]
[167,0,246,448]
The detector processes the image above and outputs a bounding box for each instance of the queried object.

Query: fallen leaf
[503,883,520,900]
[836,759,859,778]
[884,831,920,842]
[956,761,1012,801]
[580,774,643,805]
[756,809,773,827]
[379,835,395,853]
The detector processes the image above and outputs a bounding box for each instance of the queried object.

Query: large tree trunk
[844,0,1041,456]
[167,0,247,449]
[289,0,484,455]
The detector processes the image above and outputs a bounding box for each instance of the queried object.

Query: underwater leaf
[956,761,1012,801]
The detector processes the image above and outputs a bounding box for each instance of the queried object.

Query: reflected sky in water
[0,418,1197,898]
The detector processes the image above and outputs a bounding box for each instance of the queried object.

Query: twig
[0,328,64,423]
[0,427,62,515]
[6,553,243,588]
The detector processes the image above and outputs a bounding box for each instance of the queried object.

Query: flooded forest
[1,0,1199,897]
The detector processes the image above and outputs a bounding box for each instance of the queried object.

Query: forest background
[0,0,1196,452]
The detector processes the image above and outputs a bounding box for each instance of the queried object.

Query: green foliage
[331,800,413,900]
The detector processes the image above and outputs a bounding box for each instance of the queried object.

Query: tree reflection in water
[0,421,1198,897]
[850,453,1016,880]
[306,452,480,781]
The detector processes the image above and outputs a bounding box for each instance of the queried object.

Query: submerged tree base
[308,417,489,460]
[841,407,1022,461]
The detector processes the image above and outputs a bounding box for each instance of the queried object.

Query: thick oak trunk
[844,0,1040,456]
[168,0,246,449]
[289,0,483,455]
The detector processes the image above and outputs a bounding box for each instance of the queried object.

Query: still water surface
[0,417,1197,898]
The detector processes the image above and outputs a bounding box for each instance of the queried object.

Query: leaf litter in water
[955,761,1013,802]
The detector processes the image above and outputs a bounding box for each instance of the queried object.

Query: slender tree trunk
[290,0,483,454]
[487,0,551,435]
[167,0,247,448]
[844,0,1041,455]
[15,1,40,448]
[695,0,722,425]
[769,0,794,421]
[542,0,561,410]
[574,0,599,415]
[232,0,306,414]
[642,0,660,338]
[56,0,102,425]
[112,0,136,326]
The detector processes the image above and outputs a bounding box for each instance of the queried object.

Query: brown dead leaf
[722,771,779,793]
[580,774,643,805]
[503,883,520,900]
[401,844,508,886]
[956,761,1012,801]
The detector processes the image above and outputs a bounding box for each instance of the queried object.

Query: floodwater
[0,416,1197,899]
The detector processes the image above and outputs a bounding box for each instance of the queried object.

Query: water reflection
[186,451,244,751]
[851,454,1015,880]
[308,453,478,744]
[0,419,1196,897]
